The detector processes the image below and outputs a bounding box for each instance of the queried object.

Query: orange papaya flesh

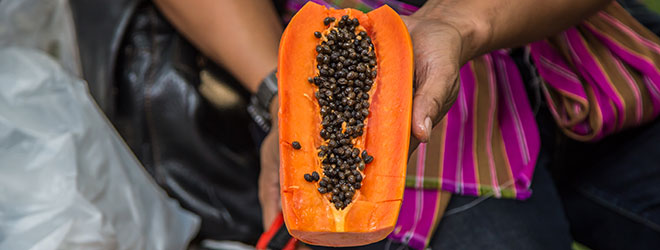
[278,2,413,247]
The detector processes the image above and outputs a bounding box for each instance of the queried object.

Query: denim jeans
[551,116,660,250]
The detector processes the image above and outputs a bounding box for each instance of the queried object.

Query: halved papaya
[278,2,413,247]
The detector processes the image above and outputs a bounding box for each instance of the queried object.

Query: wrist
[269,95,279,129]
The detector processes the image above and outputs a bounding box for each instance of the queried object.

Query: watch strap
[256,71,278,109]
[248,70,278,133]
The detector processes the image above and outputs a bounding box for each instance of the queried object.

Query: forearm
[153,0,282,93]
[415,0,612,64]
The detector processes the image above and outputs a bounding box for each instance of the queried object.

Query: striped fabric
[392,51,540,248]
[387,144,450,250]
[530,4,660,141]
[283,1,660,249]
[405,51,540,200]
[282,0,417,22]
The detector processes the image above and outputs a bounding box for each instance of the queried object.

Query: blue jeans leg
[552,116,660,250]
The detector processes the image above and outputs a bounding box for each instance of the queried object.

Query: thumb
[411,64,460,142]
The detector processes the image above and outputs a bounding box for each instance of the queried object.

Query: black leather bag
[73,2,264,244]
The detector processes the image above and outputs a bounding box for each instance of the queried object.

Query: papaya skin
[278,2,413,247]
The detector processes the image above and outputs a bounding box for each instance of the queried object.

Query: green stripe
[405,177,519,199]
[355,3,373,12]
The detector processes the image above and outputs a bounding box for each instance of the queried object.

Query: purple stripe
[586,80,614,139]
[539,57,580,84]
[644,76,660,117]
[459,64,479,196]
[575,122,591,134]
[441,96,461,193]
[285,1,305,11]
[390,141,427,245]
[410,143,426,239]
[289,0,420,15]
[583,23,660,118]
[566,28,627,134]
[483,55,502,196]
[389,189,440,250]
[309,0,334,8]
[408,190,440,250]
[563,29,618,139]
[609,50,644,124]
[598,12,660,55]
[399,3,420,15]
[389,188,418,243]
[529,41,592,127]
[493,51,540,199]
[514,177,533,200]
[389,143,427,249]
[529,41,588,98]
[453,81,467,194]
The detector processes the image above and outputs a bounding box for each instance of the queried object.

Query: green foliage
[644,0,660,13]
[572,242,591,250]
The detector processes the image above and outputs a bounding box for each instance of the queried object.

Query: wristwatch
[247,70,278,133]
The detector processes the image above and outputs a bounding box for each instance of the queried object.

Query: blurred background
[645,0,660,12]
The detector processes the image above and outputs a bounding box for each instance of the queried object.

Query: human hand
[401,15,466,143]
[259,126,280,231]
[258,96,281,230]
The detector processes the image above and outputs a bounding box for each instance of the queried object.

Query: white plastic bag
[0,47,201,250]
[0,0,81,76]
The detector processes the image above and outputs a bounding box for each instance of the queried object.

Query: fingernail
[424,116,432,141]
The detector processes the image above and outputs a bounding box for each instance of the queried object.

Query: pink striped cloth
[393,50,539,249]
[395,3,660,249]
[283,1,660,249]
[406,50,539,199]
